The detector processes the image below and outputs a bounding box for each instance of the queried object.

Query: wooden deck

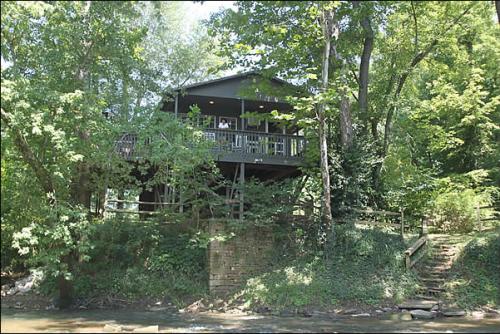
[115,129,305,166]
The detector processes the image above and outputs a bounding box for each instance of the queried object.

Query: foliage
[35,218,208,305]
[240,178,298,225]
[233,225,419,310]
[12,204,95,281]
[445,229,500,309]
[1,0,500,309]
[431,189,494,233]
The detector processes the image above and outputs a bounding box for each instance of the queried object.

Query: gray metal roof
[172,71,300,102]
[177,70,290,91]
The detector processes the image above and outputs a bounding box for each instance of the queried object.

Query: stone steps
[420,277,446,283]
[414,294,439,301]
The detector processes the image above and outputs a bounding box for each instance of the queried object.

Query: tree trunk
[318,6,334,229]
[58,0,94,308]
[354,1,374,130]
[496,1,500,24]
[339,95,353,149]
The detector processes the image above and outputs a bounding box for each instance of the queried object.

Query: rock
[132,325,158,333]
[399,313,413,321]
[483,306,500,314]
[410,309,436,319]
[470,311,484,319]
[442,309,466,317]
[148,306,168,312]
[279,309,295,317]
[351,313,371,317]
[431,305,439,312]
[343,308,357,315]
[255,306,272,314]
[399,300,437,310]
[375,310,383,314]
[45,304,57,311]
[103,324,123,332]
[181,300,206,313]
[312,311,327,316]
[300,310,312,318]
[7,288,17,296]
[382,307,392,312]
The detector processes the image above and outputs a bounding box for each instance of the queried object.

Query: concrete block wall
[208,220,274,295]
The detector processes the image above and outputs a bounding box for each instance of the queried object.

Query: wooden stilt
[239,162,245,220]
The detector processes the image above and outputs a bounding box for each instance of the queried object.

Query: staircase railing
[405,235,428,270]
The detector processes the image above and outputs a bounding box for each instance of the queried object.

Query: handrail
[352,208,401,216]
[114,129,307,161]
[107,199,176,205]
[204,128,303,139]
[405,235,428,270]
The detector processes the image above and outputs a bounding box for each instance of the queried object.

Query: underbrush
[231,224,420,311]
[37,219,209,307]
[445,228,500,309]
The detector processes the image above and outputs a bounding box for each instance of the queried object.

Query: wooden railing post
[476,203,482,232]
[400,208,404,239]
[420,215,428,237]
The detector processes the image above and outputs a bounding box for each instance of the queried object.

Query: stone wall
[208,220,274,295]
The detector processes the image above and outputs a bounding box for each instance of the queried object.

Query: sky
[1,2,237,72]
[184,1,235,31]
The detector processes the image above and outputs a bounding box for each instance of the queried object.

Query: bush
[37,218,210,305]
[431,189,492,233]
[11,204,95,281]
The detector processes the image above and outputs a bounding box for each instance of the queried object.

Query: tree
[1,1,221,307]
[209,1,362,230]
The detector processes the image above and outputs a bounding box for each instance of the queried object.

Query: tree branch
[1,108,55,199]
[411,1,419,54]
[381,3,475,158]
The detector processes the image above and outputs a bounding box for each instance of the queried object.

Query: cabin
[114,72,306,219]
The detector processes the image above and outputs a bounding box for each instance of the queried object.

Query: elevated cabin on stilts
[112,71,306,219]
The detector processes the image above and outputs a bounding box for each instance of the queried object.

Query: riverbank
[2,308,500,333]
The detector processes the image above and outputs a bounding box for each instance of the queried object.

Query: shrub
[431,189,492,233]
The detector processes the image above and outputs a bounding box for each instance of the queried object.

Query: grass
[443,227,500,310]
[228,224,421,311]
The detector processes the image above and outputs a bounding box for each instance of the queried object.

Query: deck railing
[115,129,305,163]
[204,129,305,159]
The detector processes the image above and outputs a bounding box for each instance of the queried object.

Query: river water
[1,309,499,333]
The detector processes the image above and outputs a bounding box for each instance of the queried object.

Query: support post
[239,162,245,220]
[174,94,179,117]
[241,99,245,130]
[179,190,184,213]
[420,215,428,237]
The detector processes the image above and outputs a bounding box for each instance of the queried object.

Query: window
[218,116,237,130]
